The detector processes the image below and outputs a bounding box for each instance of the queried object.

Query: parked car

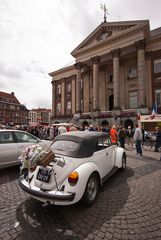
[19,131,127,206]
[0,129,52,169]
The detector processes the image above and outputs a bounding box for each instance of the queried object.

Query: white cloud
[0,0,161,109]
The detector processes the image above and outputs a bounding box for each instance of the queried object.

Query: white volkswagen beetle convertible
[19,131,127,206]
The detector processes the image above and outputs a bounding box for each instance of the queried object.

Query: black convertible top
[51,131,109,158]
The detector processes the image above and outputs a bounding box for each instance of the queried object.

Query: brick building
[0,91,29,127]
[49,20,161,128]
[29,108,52,126]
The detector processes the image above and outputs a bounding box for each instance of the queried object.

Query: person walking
[133,123,143,157]
[126,126,134,148]
[154,127,161,152]
[118,126,126,148]
[110,125,118,145]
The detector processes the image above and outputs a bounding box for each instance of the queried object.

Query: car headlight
[68,171,79,185]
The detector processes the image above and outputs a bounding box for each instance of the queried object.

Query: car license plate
[36,168,51,183]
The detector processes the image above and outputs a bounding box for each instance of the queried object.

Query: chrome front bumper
[19,175,75,202]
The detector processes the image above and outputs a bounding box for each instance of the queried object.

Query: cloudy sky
[0,0,161,109]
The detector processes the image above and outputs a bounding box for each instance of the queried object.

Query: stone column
[83,71,90,112]
[52,80,56,117]
[71,77,76,114]
[74,62,81,113]
[145,52,152,109]
[61,79,65,115]
[135,39,146,107]
[91,56,100,111]
[111,48,120,109]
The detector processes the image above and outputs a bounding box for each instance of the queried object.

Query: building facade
[49,20,161,128]
[29,108,52,126]
[0,91,29,127]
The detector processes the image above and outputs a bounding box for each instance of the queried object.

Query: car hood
[33,154,77,191]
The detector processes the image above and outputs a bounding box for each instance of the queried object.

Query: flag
[137,109,140,121]
[151,104,157,119]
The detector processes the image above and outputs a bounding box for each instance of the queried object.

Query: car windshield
[51,140,78,152]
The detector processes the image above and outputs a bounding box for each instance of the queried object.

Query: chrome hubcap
[87,177,97,201]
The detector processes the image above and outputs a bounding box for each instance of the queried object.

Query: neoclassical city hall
[49,19,161,127]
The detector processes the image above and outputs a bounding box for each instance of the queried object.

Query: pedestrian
[126,126,134,148]
[118,126,126,148]
[58,125,67,135]
[49,127,54,140]
[70,124,78,131]
[133,123,143,156]
[110,125,118,144]
[154,127,161,152]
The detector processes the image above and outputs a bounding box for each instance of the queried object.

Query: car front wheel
[82,173,99,206]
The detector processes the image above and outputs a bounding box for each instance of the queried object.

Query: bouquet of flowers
[19,145,55,174]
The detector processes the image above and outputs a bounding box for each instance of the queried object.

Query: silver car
[0,129,52,169]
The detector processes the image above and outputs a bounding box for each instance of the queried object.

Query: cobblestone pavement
[0,148,161,240]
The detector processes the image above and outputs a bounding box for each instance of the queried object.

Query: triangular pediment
[71,20,149,56]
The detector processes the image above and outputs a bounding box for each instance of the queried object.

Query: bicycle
[142,136,161,151]
[142,138,154,151]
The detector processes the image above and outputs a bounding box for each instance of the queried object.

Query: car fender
[114,147,126,168]
[61,161,101,204]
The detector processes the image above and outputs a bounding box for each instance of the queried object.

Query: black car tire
[121,154,127,171]
[82,173,99,206]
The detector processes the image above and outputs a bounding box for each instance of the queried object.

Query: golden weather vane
[100,3,109,22]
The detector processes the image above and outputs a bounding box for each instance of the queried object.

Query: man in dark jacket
[154,127,161,152]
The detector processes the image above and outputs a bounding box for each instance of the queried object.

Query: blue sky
[0,0,161,109]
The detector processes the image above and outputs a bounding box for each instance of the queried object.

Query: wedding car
[19,131,127,206]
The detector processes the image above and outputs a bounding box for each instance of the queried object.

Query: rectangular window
[154,59,161,74]
[107,69,113,83]
[66,83,71,92]
[57,103,61,114]
[128,65,137,79]
[57,84,61,94]
[129,91,138,108]
[155,89,161,106]
[66,101,71,114]
[10,105,16,110]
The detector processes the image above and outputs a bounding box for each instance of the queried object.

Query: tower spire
[100,3,109,22]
